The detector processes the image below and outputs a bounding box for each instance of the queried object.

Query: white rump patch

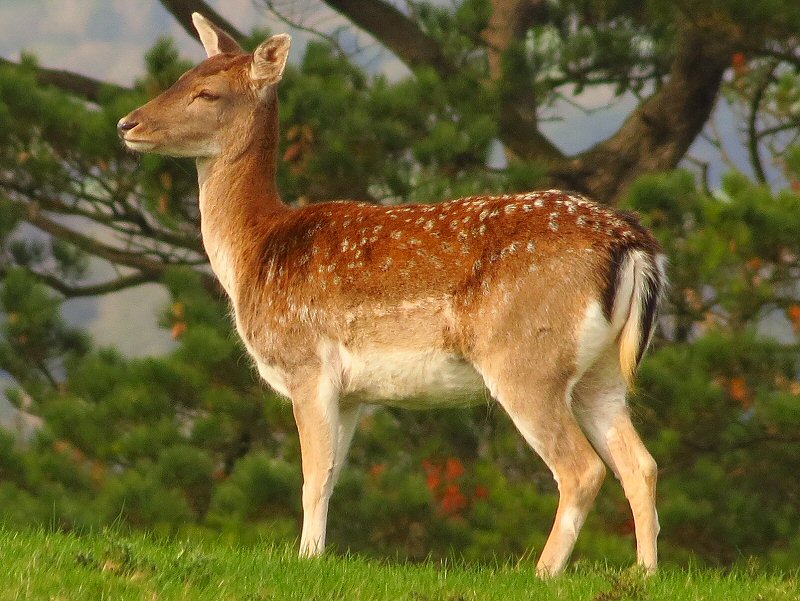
[574,301,614,379]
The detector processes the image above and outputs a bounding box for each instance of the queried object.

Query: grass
[0,529,798,601]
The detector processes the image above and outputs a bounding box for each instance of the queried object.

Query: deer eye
[195,90,220,101]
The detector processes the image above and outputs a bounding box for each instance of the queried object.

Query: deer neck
[196,91,285,302]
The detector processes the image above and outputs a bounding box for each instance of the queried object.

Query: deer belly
[341,348,487,408]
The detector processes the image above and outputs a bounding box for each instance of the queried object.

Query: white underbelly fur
[238,317,487,407]
[339,347,487,408]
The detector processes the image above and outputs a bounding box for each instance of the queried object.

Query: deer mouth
[122,138,158,152]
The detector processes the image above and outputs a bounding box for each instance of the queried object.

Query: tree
[1,0,800,567]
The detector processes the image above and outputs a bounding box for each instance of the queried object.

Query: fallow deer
[118,13,667,576]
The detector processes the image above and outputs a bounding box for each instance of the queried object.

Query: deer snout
[116,117,139,138]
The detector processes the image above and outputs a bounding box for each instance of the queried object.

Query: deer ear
[250,34,291,85]
[192,12,243,57]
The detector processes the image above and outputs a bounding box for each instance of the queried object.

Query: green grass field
[0,529,797,601]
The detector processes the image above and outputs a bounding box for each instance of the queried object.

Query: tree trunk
[550,25,733,202]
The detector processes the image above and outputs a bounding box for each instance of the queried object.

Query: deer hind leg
[572,350,659,573]
[488,372,606,577]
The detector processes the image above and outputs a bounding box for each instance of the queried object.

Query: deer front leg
[292,376,341,557]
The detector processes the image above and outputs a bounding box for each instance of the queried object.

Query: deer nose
[117,118,139,137]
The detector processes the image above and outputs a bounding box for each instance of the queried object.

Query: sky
[0,0,263,85]
[0,1,763,363]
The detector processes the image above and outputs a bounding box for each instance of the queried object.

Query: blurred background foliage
[0,0,799,570]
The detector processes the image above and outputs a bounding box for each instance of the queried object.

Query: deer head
[117,13,290,159]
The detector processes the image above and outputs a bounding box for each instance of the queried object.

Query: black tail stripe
[601,245,628,322]
[636,271,662,365]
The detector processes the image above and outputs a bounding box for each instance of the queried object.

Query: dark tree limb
[0,57,129,103]
[27,270,153,299]
[482,0,549,80]
[744,45,800,69]
[747,79,768,185]
[157,0,246,45]
[1,178,205,256]
[24,207,171,276]
[322,0,559,162]
[263,1,348,57]
[2,261,217,299]
[320,0,453,73]
[746,61,779,185]
[550,23,734,201]
[758,121,800,138]
[495,37,564,164]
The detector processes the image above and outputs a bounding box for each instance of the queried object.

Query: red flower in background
[421,457,488,516]
[731,52,748,78]
[422,459,442,492]
[441,484,468,514]
[445,457,464,480]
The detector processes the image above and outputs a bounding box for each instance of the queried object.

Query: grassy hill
[1,529,797,601]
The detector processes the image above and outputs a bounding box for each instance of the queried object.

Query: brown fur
[231,192,660,371]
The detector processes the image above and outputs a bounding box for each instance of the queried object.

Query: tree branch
[747,45,800,70]
[474,1,560,163]
[263,1,347,57]
[747,69,772,184]
[27,269,153,298]
[24,206,170,276]
[550,23,734,201]
[157,0,245,45]
[1,178,205,256]
[482,0,549,81]
[0,57,129,103]
[319,0,453,74]
[757,121,800,138]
